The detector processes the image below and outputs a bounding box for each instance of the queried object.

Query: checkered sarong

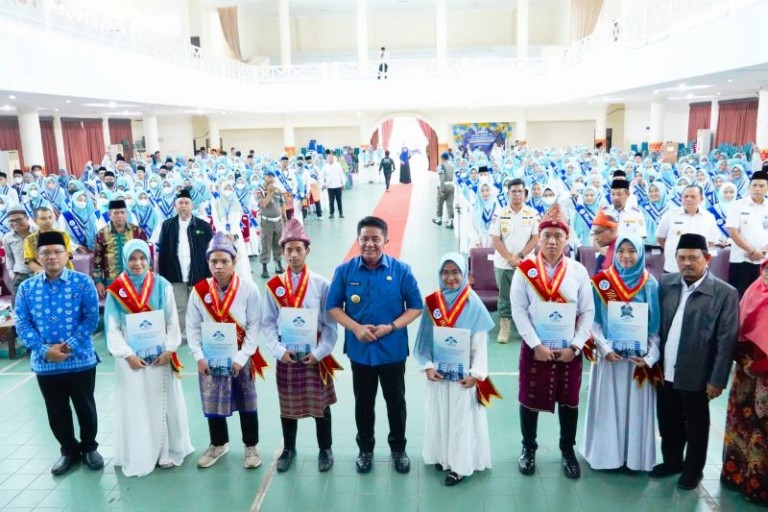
[276,360,336,419]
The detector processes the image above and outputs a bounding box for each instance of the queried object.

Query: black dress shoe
[51,454,79,476]
[392,451,410,474]
[339,214,345,219]
[677,472,703,490]
[518,447,536,476]
[318,449,334,472]
[84,450,104,470]
[356,452,373,474]
[275,265,285,274]
[561,452,581,479]
[649,462,683,478]
[260,265,269,279]
[276,449,296,473]
[444,471,465,486]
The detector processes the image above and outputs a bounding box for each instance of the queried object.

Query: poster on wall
[451,122,514,155]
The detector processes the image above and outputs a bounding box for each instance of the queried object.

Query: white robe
[106,284,194,477]
[580,322,660,471]
[422,331,491,477]
[211,199,253,283]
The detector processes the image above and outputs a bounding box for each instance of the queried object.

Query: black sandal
[444,471,465,486]
[435,463,445,471]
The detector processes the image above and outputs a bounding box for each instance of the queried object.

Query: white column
[436,0,448,65]
[649,101,664,142]
[101,116,111,149]
[756,89,768,150]
[517,115,528,143]
[278,0,291,67]
[283,123,295,154]
[207,117,220,151]
[143,114,160,154]
[709,100,719,142]
[516,0,529,59]
[52,114,66,169]
[17,107,45,169]
[356,0,368,66]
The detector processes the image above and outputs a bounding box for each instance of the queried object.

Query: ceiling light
[54,108,59,112]
[65,99,71,103]
[1,105,13,111]
[8,95,15,100]
[108,101,117,108]
[727,79,732,83]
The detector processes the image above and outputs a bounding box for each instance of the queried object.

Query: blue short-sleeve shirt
[327,254,423,366]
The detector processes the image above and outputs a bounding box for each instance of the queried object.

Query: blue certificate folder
[534,302,576,350]
[433,326,471,381]
[279,307,317,359]
[202,323,237,377]
[125,310,165,364]
[606,302,649,357]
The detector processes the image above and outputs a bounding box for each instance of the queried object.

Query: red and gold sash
[424,287,502,407]
[106,272,184,374]
[592,266,649,305]
[193,275,268,379]
[634,363,663,388]
[518,256,597,362]
[266,266,342,385]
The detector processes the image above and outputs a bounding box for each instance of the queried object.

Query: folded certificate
[433,326,471,381]
[279,307,318,359]
[202,322,237,377]
[534,302,576,350]
[606,302,649,357]
[125,310,165,364]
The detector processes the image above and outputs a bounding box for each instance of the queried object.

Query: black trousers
[327,187,343,216]
[383,170,393,190]
[313,200,322,217]
[352,361,406,453]
[657,381,710,476]
[519,404,578,454]
[208,411,259,447]
[728,262,760,298]
[37,367,98,457]
[281,406,332,450]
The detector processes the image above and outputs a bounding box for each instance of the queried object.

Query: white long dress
[580,323,659,471]
[212,198,254,283]
[106,282,194,477]
[422,331,492,477]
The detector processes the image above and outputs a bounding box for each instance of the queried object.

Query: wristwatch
[390,322,398,332]
[569,345,581,356]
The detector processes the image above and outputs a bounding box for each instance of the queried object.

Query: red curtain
[370,129,379,150]
[687,102,711,143]
[39,119,59,173]
[716,99,758,146]
[83,120,105,164]
[0,117,24,169]
[417,119,439,171]
[109,119,134,160]
[381,119,394,151]
[62,120,91,177]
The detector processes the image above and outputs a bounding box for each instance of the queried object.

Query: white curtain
[572,0,605,40]
[217,6,248,62]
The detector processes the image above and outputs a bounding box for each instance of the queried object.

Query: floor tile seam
[0,374,34,400]
[250,441,286,511]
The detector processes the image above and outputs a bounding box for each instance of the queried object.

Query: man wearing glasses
[327,216,423,475]
[2,205,35,300]
[15,231,101,476]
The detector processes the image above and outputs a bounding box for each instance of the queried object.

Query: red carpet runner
[343,183,413,261]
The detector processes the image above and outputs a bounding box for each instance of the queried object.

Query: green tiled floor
[0,168,760,511]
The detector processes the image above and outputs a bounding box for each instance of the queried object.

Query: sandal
[444,471,465,486]
[435,463,445,471]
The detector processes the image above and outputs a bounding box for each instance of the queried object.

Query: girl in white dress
[414,252,495,485]
[212,180,253,283]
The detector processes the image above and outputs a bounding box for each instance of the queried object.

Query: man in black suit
[652,233,739,490]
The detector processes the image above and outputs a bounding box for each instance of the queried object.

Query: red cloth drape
[39,119,59,173]
[381,120,394,151]
[370,129,379,150]
[417,119,439,171]
[83,120,105,164]
[62,120,91,177]
[109,119,134,160]
[687,102,711,143]
[0,117,24,169]
[716,99,758,146]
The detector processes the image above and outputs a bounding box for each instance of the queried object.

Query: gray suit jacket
[659,271,739,392]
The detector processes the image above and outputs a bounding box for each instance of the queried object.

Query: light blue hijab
[413,253,495,367]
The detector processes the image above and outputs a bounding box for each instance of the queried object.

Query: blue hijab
[593,234,660,340]
[67,190,98,250]
[473,183,498,233]
[413,253,495,368]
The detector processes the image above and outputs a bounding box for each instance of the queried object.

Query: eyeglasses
[38,249,66,258]
[358,237,384,246]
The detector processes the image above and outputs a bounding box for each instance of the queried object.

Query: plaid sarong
[276,361,336,419]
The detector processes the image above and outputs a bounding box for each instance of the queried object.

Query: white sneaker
[244,445,262,469]
[197,444,229,468]
[317,216,324,221]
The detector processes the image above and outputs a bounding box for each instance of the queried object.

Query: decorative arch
[368,112,441,171]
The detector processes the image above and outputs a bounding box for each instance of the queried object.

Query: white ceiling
[203,0,556,16]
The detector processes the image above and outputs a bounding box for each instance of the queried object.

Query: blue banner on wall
[452,122,513,155]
